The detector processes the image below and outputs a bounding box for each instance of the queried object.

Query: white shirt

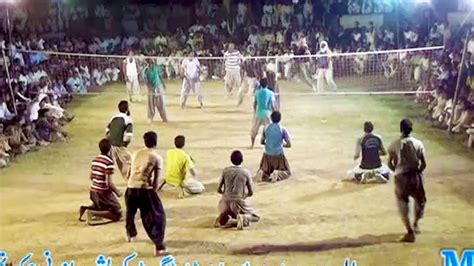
[182,58,200,79]
[125,58,138,77]
[388,136,426,175]
[0,102,12,120]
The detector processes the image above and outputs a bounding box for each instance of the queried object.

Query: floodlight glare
[414,0,431,4]
[0,0,19,3]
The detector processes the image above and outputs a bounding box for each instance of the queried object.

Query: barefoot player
[223,43,243,98]
[123,50,141,102]
[251,78,276,149]
[388,119,427,243]
[316,41,337,92]
[145,59,168,123]
[215,150,260,230]
[125,131,167,256]
[79,138,122,225]
[106,101,133,179]
[180,52,204,108]
[256,111,292,182]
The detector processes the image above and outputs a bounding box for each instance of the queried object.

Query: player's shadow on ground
[232,234,401,255]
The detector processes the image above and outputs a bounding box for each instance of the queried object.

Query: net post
[2,48,17,115]
[447,30,469,138]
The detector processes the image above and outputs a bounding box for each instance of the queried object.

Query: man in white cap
[316,41,338,92]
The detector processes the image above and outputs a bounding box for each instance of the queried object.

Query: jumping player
[223,43,243,98]
[180,51,204,108]
[316,41,337,92]
[388,119,427,243]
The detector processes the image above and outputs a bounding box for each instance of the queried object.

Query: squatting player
[223,43,243,98]
[180,51,204,109]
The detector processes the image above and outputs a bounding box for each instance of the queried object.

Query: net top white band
[10,46,445,61]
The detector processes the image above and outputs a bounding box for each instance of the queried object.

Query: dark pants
[125,188,166,250]
[394,170,427,232]
[84,190,122,222]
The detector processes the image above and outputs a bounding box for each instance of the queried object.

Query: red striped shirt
[90,155,114,191]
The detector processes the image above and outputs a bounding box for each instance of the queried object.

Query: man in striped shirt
[237,55,264,106]
[223,43,243,98]
[79,138,122,225]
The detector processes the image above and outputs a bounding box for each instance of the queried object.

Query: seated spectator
[4,116,30,156]
[38,94,74,123]
[430,90,448,121]
[35,109,67,143]
[0,132,11,168]
[163,135,205,197]
[346,121,390,183]
[66,70,86,94]
[0,95,14,124]
[215,150,260,230]
[92,67,108,86]
[452,99,474,133]
[22,121,48,147]
[52,77,71,106]
[104,62,121,82]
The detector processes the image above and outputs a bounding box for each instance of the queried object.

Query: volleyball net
[9,45,445,96]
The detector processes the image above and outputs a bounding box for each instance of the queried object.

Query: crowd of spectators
[0,0,473,164]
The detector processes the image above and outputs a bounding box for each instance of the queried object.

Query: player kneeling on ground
[79,138,122,225]
[215,150,260,230]
[346,121,390,183]
[256,111,292,182]
[162,135,205,197]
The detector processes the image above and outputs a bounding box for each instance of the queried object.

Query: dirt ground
[0,80,473,266]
